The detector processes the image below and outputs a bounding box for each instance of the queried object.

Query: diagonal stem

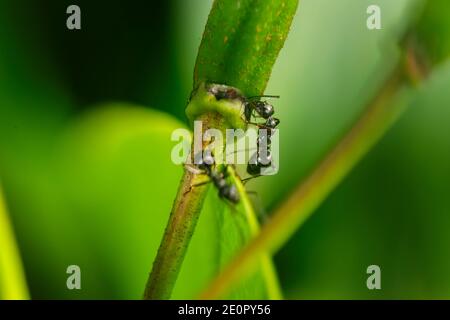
[143,169,210,299]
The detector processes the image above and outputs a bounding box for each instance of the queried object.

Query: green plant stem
[0,184,29,300]
[199,45,427,299]
[143,169,209,299]
[143,113,217,300]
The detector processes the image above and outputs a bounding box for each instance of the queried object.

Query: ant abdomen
[224,185,239,203]
[190,152,240,204]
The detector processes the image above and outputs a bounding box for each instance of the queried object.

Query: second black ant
[242,96,280,177]
[186,153,240,204]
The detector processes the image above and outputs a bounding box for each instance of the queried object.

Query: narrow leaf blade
[194,0,299,96]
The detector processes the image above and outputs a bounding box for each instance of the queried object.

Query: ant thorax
[187,150,240,204]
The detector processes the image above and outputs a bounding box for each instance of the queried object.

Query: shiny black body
[198,155,240,204]
[243,96,279,123]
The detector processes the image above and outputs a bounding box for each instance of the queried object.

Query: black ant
[242,96,280,176]
[186,153,240,204]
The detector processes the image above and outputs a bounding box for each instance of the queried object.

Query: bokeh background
[1,0,449,299]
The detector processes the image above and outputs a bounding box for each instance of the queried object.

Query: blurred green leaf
[0,183,29,300]
[0,0,73,300]
[5,104,276,299]
[415,0,450,64]
[52,104,212,299]
[194,0,299,96]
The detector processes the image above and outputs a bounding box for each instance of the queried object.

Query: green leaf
[194,0,299,96]
[0,0,72,300]
[201,167,281,299]
[53,104,212,299]
[0,183,29,300]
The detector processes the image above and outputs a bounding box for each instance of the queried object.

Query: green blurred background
[1,0,449,299]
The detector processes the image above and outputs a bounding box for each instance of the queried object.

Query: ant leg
[240,111,262,125]
[246,121,268,128]
[225,147,258,158]
[232,166,243,181]
[247,95,280,100]
[183,164,210,195]
[183,179,210,195]
[191,180,211,188]
[241,175,262,185]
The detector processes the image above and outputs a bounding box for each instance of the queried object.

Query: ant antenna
[247,95,280,100]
